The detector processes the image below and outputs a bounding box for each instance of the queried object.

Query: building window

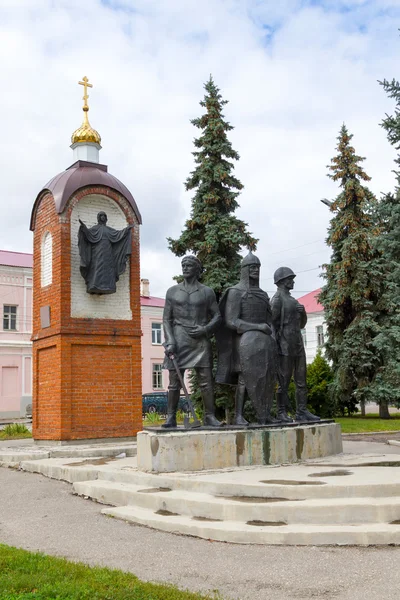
[152,364,163,389]
[151,322,162,345]
[3,305,17,331]
[316,325,325,347]
[301,328,307,347]
[41,231,52,287]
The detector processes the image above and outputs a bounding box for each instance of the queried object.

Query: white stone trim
[23,275,32,333]
[0,340,32,348]
[22,354,32,396]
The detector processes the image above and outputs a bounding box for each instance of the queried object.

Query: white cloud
[0,0,399,298]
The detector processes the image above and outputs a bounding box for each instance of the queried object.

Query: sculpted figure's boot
[202,389,222,427]
[276,391,294,423]
[295,389,320,422]
[265,413,279,425]
[162,390,180,428]
[265,378,279,424]
[234,384,249,426]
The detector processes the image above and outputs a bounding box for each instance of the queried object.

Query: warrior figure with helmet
[271,267,320,422]
[216,252,278,425]
[162,255,222,428]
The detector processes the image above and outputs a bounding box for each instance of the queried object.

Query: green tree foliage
[281,352,334,418]
[168,75,257,299]
[168,77,257,419]
[306,350,334,418]
[319,125,382,416]
[368,78,400,411]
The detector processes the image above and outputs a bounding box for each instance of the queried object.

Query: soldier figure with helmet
[216,252,278,425]
[271,267,320,422]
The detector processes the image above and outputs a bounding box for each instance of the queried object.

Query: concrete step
[73,479,400,525]
[97,467,400,500]
[0,443,136,468]
[21,457,400,500]
[20,455,140,483]
[102,504,400,546]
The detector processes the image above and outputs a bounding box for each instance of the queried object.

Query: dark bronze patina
[271,267,320,422]
[78,211,132,294]
[216,252,278,425]
[162,255,222,428]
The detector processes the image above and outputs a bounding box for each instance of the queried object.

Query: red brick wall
[32,186,142,441]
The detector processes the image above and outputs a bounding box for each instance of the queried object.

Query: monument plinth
[137,422,343,473]
[30,76,143,442]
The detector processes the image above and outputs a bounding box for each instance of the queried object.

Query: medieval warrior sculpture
[271,267,320,422]
[162,255,222,428]
[78,211,133,295]
[216,252,278,425]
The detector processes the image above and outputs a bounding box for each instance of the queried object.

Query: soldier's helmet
[241,251,261,268]
[274,266,296,285]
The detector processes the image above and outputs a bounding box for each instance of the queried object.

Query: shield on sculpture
[239,330,277,423]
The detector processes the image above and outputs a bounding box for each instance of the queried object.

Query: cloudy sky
[1,0,399,298]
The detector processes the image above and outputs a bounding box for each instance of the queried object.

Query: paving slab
[1,467,400,600]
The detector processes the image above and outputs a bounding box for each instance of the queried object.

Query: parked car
[142,392,189,416]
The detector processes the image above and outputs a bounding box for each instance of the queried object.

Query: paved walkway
[0,440,399,600]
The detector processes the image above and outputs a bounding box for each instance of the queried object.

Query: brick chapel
[30,76,142,442]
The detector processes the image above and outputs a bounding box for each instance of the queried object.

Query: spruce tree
[319,125,382,415]
[168,76,257,298]
[168,76,257,419]
[369,78,400,413]
[306,350,334,418]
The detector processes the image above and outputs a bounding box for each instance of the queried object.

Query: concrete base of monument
[5,448,399,546]
[137,422,343,473]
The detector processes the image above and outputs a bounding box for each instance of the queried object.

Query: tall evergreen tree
[306,350,334,418]
[369,78,400,412]
[168,76,257,419]
[319,125,382,415]
[168,76,257,298]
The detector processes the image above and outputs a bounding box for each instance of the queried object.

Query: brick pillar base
[33,334,142,441]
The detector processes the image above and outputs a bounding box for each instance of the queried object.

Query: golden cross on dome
[78,76,93,111]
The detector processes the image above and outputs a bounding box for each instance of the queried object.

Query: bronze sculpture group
[162,253,320,428]
[77,216,320,428]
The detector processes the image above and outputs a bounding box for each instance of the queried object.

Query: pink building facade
[297,288,326,364]
[0,251,33,417]
[0,259,167,418]
[140,279,168,394]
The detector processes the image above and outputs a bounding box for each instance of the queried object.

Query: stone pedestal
[137,422,343,473]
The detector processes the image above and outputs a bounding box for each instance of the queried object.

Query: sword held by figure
[169,354,201,429]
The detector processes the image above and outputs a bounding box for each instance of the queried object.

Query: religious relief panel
[78,211,132,294]
[70,195,132,320]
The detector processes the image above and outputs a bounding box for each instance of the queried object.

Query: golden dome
[71,76,101,146]
[71,109,101,145]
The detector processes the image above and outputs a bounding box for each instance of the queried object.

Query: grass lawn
[0,544,216,600]
[336,414,400,433]
[143,410,191,427]
[0,424,32,441]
